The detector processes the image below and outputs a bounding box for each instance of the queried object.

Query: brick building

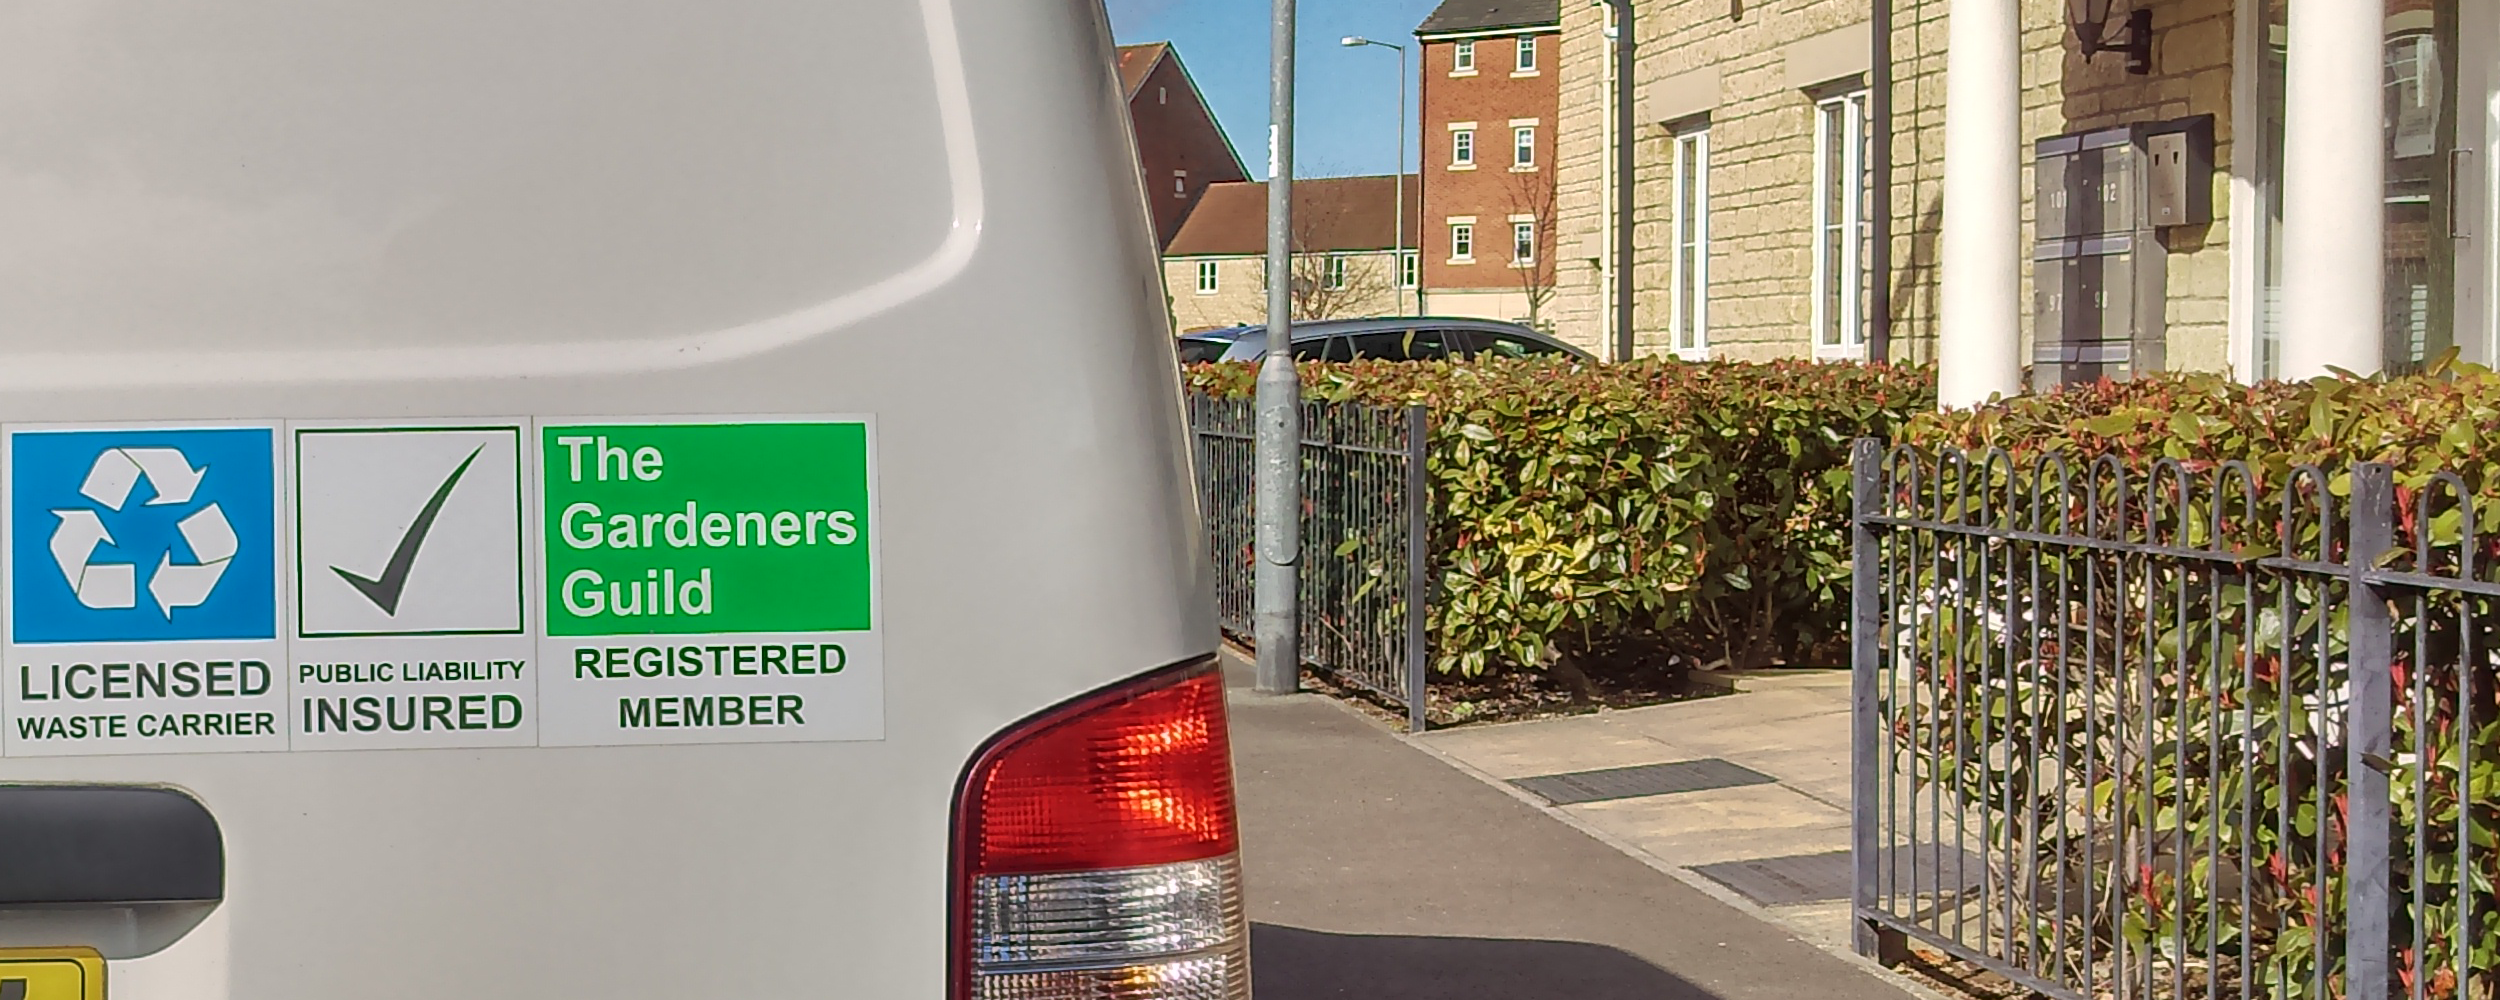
[1116,43,1248,248]
[1544,0,2496,389]
[1161,175,1423,331]
[1414,0,1563,327]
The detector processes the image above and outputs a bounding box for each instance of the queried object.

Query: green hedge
[1185,358,1934,678]
[1893,362,2500,998]
[1901,360,2500,491]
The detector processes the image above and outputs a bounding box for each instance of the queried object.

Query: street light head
[1340,35,1367,46]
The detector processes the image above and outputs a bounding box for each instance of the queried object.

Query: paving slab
[1226,672,1919,998]
[1411,669,1871,958]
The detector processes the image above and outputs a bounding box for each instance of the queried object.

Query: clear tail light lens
[950,661,1248,1000]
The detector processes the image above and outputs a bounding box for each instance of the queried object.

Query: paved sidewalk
[1226,657,1914,998]
[1412,670,1862,952]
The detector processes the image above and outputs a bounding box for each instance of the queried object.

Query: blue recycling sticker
[10,428,277,644]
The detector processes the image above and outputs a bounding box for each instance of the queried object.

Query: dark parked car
[1208,317,1591,363]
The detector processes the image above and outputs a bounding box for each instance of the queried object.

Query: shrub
[1884,361,2500,998]
[1184,358,1933,678]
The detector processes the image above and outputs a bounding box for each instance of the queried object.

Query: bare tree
[1254,199,1398,321]
[1502,167,1560,330]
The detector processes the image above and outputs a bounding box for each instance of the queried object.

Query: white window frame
[1450,222,1475,263]
[1323,254,1349,290]
[1172,169,1188,198]
[1811,91,1869,359]
[1515,36,1537,73]
[1399,250,1420,289]
[1195,260,1219,295]
[1452,40,1476,73]
[1671,127,1711,360]
[1513,126,1536,168]
[1512,219,1536,266]
[1452,128,1475,167]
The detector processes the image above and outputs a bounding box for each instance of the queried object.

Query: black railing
[1851,440,2496,1000]
[1187,393,1431,730]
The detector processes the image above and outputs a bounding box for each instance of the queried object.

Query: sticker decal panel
[0,415,880,757]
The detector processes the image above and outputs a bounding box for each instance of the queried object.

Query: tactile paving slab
[1691,846,1987,906]
[1508,758,1777,805]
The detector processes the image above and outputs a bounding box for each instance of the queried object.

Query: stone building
[1545,0,2495,392]
[1413,0,1564,327]
[1161,175,1424,331]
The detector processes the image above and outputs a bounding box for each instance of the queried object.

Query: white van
[0,2,1238,998]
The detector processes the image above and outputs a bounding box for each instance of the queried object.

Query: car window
[1344,328,1459,361]
[1291,336,1356,362]
[1176,340,1233,364]
[1473,331,1564,359]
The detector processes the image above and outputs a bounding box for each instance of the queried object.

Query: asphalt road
[1226,665,1913,1000]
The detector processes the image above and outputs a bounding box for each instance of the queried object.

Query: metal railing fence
[1850,439,2499,1000]
[1188,392,1431,730]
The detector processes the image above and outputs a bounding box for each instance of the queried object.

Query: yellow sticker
[0,948,105,1000]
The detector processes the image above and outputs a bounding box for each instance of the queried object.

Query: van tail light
[949,659,1248,1000]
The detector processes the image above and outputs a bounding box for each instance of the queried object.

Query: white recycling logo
[48,447,237,617]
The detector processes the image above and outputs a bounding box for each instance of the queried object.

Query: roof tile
[1165,176,1423,257]
[1415,0,1561,36]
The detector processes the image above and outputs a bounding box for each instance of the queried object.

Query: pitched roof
[1115,42,1168,99]
[1164,175,1424,257]
[1414,0,1561,37]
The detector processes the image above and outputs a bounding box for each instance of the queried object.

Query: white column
[1937,0,2023,407]
[2279,0,2385,378]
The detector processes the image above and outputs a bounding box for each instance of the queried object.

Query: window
[1812,91,1869,356]
[1173,170,1188,198]
[1670,127,1710,358]
[1512,221,1535,264]
[1323,255,1349,290]
[1450,223,1475,262]
[1515,36,1537,72]
[1158,86,1168,105]
[1195,260,1218,295]
[1452,128,1475,167]
[1347,328,1459,361]
[1513,126,1536,168]
[1453,40,1475,72]
[1400,251,1420,289]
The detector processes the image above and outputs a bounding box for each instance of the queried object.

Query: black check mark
[332,445,484,616]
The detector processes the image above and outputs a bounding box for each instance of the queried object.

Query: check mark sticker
[332,445,484,616]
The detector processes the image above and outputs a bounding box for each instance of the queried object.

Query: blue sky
[1107,0,1441,180]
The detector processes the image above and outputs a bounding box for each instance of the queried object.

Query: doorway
[2246,0,2497,372]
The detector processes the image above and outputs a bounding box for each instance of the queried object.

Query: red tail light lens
[950,660,1248,1000]
[963,663,1239,874]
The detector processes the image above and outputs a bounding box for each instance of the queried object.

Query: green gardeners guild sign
[535,418,882,747]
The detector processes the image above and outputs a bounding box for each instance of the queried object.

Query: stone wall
[1164,252,1406,332]
[1553,0,2242,372]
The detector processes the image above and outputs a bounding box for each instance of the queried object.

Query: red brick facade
[1117,44,1248,248]
[1415,27,1561,302]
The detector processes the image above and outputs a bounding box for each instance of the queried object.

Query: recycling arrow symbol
[48,447,237,617]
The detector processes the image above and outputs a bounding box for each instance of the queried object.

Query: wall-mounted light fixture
[2069,0,2153,75]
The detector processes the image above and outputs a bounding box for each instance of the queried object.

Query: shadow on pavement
[1250,922,1734,999]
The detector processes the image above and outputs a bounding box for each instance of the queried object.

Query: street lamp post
[1254,0,1300,694]
[1341,36,1409,317]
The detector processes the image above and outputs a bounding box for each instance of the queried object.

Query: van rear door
[0,2,1221,997]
